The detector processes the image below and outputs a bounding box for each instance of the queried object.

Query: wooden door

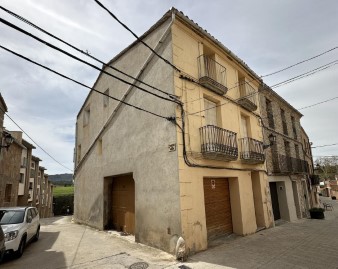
[204,178,232,239]
[111,175,135,234]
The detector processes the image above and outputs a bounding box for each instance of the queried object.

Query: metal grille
[238,81,257,111]
[271,154,309,173]
[200,125,238,161]
[198,55,228,95]
[239,137,265,163]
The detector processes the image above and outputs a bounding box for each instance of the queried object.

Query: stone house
[17,139,35,206]
[300,126,320,207]
[260,84,314,221]
[74,8,282,255]
[0,94,53,215]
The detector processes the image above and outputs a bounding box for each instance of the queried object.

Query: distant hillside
[49,173,73,185]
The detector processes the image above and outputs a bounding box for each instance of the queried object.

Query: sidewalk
[173,196,338,269]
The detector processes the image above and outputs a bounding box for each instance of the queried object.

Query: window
[284,140,291,170]
[83,106,90,126]
[240,115,250,138]
[77,144,81,164]
[284,140,291,156]
[295,144,300,159]
[29,182,33,190]
[103,89,109,107]
[31,161,35,169]
[19,173,24,183]
[22,157,27,167]
[97,139,103,155]
[265,98,274,129]
[204,98,218,126]
[281,109,288,135]
[5,184,12,203]
[291,116,297,139]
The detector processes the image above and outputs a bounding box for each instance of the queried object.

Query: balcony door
[241,116,249,157]
[204,99,218,126]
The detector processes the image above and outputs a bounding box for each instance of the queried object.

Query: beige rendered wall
[171,18,271,252]
[252,171,274,228]
[179,168,262,252]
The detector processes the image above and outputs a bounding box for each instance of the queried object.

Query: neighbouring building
[17,139,35,206]
[74,8,315,255]
[300,127,320,207]
[0,93,53,216]
[0,131,23,207]
[260,84,316,221]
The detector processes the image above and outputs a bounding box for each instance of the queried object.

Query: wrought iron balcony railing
[237,82,258,111]
[239,137,265,164]
[198,55,228,95]
[271,154,309,174]
[200,125,238,161]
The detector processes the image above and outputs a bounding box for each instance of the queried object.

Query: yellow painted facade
[171,18,274,252]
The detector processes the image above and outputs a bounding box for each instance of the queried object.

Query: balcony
[239,137,265,164]
[237,81,257,111]
[310,175,320,185]
[198,55,228,95]
[271,154,309,174]
[200,125,238,161]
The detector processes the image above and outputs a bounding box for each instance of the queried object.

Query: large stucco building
[74,8,316,255]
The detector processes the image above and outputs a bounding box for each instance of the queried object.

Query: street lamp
[0,131,14,151]
[263,133,276,149]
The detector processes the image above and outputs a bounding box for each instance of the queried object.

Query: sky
[0,0,337,174]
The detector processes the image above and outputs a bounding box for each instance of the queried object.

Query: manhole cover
[129,262,149,269]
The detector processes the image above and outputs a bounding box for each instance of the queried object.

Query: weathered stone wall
[0,141,21,207]
[260,89,304,173]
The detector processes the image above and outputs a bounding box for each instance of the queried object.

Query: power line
[0,17,180,105]
[0,5,178,101]
[312,143,338,149]
[298,96,338,110]
[271,60,338,88]
[0,45,171,120]
[262,46,338,77]
[93,0,181,72]
[0,106,73,172]
[186,59,337,117]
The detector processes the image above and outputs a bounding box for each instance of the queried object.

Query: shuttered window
[204,99,217,126]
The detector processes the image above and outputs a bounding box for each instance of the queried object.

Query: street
[2,197,338,269]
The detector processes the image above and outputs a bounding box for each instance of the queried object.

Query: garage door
[112,175,135,234]
[204,178,232,239]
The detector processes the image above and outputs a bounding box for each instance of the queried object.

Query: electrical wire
[312,143,338,149]
[185,59,337,117]
[0,105,73,172]
[0,6,178,101]
[0,45,171,120]
[262,46,338,77]
[0,17,181,105]
[93,0,181,72]
[298,96,338,110]
[271,60,338,89]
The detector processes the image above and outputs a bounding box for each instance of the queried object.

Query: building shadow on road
[1,231,67,269]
